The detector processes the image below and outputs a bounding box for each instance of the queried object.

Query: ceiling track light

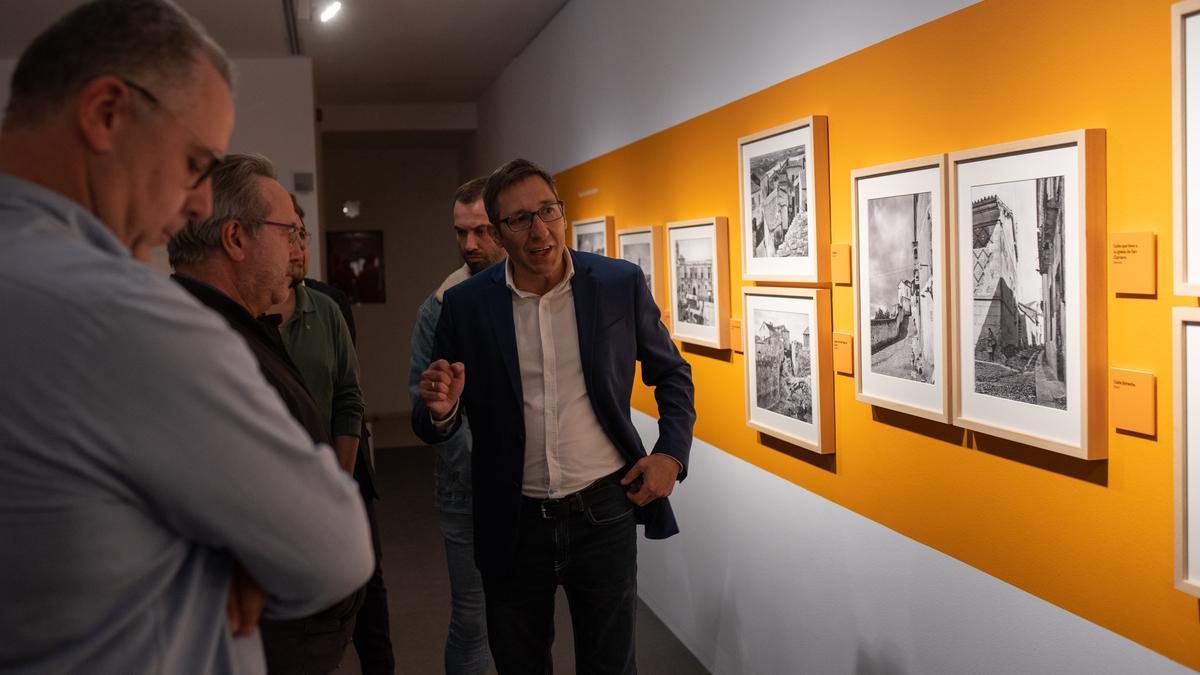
[320,1,342,23]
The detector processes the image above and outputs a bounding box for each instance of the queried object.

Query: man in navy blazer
[413,158,695,674]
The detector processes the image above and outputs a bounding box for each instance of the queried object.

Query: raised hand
[419,359,465,421]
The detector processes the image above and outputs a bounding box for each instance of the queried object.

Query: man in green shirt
[267,209,364,474]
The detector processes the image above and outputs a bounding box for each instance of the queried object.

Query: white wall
[0,57,320,276]
[474,0,979,174]
[228,59,321,278]
[631,412,1192,674]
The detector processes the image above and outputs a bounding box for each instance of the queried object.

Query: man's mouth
[529,245,553,258]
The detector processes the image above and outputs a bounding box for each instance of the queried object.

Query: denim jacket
[410,266,473,514]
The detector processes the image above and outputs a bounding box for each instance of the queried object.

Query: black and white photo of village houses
[867,192,936,384]
[970,176,1067,409]
[749,142,809,259]
[753,309,813,423]
[576,231,605,255]
[621,241,654,294]
[675,238,715,326]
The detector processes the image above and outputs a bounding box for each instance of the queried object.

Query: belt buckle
[540,499,558,519]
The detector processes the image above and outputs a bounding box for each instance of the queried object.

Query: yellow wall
[554,0,1200,668]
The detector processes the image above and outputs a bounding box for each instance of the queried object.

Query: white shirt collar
[505,250,574,298]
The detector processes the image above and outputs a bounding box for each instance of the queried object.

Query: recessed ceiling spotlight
[319,1,342,23]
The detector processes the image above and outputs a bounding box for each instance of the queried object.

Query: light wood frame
[948,130,1107,460]
[666,217,730,350]
[569,216,615,257]
[737,115,830,284]
[850,154,951,423]
[1175,0,1200,295]
[1175,307,1200,597]
[616,225,666,306]
[742,286,835,454]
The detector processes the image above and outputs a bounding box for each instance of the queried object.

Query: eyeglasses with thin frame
[259,219,310,246]
[120,77,223,190]
[497,200,565,232]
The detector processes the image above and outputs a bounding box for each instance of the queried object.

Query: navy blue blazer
[412,250,695,576]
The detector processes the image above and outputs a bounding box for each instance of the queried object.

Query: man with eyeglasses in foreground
[413,158,696,673]
[170,152,368,674]
[0,2,372,674]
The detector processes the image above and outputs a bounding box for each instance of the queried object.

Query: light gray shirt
[0,174,373,674]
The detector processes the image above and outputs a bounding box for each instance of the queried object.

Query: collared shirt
[505,253,625,498]
[0,173,372,674]
[277,283,364,439]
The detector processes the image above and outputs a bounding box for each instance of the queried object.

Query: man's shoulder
[304,284,345,318]
[573,250,641,283]
[442,263,500,307]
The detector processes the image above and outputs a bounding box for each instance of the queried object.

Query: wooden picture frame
[1175,307,1200,597]
[666,217,730,350]
[743,286,835,454]
[617,225,665,306]
[570,216,615,257]
[851,154,951,423]
[948,130,1106,460]
[1174,0,1200,295]
[738,116,830,284]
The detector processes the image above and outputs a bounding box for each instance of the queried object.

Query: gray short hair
[4,0,234,128]
[168,154,277,268]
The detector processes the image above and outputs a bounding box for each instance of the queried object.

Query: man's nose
[183,180,214,222]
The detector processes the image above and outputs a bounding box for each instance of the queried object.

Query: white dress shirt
[506,253,627,498]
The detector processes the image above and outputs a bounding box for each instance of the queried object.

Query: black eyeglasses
[121,77,223,190]
[497,200,565,232]
[260,219,310,246]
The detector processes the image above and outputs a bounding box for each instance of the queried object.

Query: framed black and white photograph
[617,225,664,305]
[1174,307,1200,597]
[667,217,730,350]
[738,116,829,283]
[949,130,1106,460]
[743,286,834,454]
[1174,0,1200,295]
[851,155,949,423]
[570,216,614,257]
[326,229,386,304]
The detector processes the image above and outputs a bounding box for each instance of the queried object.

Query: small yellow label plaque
[1111,368,1156,436]
[831,244,852,285]
[1110,232,1156,296]
[833,332,854,375]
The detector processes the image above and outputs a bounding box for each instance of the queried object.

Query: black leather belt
[525,469,625,520]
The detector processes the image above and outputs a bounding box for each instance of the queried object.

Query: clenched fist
[420,359,466,421]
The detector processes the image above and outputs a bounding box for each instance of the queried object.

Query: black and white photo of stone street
[621,241,653,294]
[753,308,813,423]
[867,192,936,384]
[749,143,809,259]
[970,176,1067,409]
[577,231,604,255]
[675,238,715,326]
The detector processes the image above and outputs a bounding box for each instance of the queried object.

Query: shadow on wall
[854,641,911,675]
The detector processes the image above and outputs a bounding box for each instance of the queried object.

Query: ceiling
[0,0,568,105]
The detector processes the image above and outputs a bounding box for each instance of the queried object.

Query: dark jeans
[353,492,396,675]
[482,478,638,675]
[261,587,364,675]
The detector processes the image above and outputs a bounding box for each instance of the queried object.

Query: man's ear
[222,220,249,262]
[76,76,131,154]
